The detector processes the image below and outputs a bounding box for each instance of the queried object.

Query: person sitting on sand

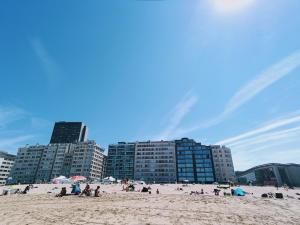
[56,187,67,197]
[80,184,91,196]
[71,183,81,195]
[156,189,159,194]
[200,189,204,194]
[94,186,100,197]
[213,188,220,196]
[231,189,235,196]
[22,185,30,194]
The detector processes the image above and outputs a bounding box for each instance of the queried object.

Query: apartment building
[134,141,176,183]
[35,143,75,182]
[106,142,135,180]
[10,141,106,184]
[69,141,106,179]
[0,151,16,185]
[211,145,235,183]
[175,138,215,184]
[10,145,46,184]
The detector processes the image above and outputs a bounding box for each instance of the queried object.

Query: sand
[0,184,300,225]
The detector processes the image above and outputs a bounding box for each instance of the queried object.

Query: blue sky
[1,0,300,170]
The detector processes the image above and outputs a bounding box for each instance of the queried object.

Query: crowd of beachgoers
[1,181,300,200]
[0,183,299,224]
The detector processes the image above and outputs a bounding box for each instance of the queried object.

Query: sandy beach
[0,184,299,225]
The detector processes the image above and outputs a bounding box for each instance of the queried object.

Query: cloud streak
[216,111,300,145]
[174,49,300,135]
[0,135,34,151]
[223,50,300,116]
[215,111,300,170]
[157,91,198,140]
[31,37,61,85]
[0,106,26,129]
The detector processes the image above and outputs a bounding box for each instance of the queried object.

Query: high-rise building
[106,142,135,180]
[35,143,75,182]
[10,141,106,184]
[134,141,176,183]
[175,138,215,184]
[69,141,106,179]
[10,145,46,184]
[50,121,88,144]
[0,151,16,185]
[211,145,235,183]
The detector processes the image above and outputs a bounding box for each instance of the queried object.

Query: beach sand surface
[0,184,299,225]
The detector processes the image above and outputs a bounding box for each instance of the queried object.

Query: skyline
[1,0,300,170]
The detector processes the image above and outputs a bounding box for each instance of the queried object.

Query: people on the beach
[156,189,159,194]
[56,187,67,197]
[213,188,220,196]
[22,185,30,194]
[80,184,91,196]
[95,186,100,197]
[71,183,81,195]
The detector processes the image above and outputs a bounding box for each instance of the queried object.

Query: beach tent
[5,177,16,185]
[52,176,70,184]
[234,188,245,196]
[103,176,116,182]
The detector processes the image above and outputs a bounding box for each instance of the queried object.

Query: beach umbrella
[70,176,87,182]
[52,176,70,184]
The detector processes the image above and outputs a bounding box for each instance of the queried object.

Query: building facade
[10,141,106,184]
[35,143,75,182]
[106,142,135,180]
[0,151,16,185]
[134,141,176,183]
[236,163,300,187]
[175,138,215,184]
[211,145,235,183]
[50,121,88,144]
[69,141,106,179]
[10,145,46,184]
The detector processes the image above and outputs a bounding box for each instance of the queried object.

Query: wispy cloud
[0,105,26,129]
[0,105,50,153]
[157,90,198,140]
[30,37,61,85]
[0,135,35,151]
[216,111,300,145]
[229,125,300,151]
[173,49,300,136]
[215,111,300,170]
[223,50,300,116]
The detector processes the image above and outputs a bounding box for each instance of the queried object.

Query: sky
[1,0,300,170]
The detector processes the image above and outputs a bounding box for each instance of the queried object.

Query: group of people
[56,184,101,197]
[1,185,33,196]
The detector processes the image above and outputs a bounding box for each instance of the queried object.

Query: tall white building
[134,141,176,183]
[0,151,16,185]
[10,141,106,184]
[69,141,106,179]
[211,145,235,183]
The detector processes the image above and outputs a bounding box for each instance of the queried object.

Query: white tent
[103,176,116,182]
